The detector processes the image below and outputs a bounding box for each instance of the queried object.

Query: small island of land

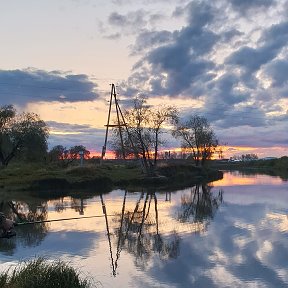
[0,160,223,199]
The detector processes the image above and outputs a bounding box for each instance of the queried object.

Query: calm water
[1,171,288,288]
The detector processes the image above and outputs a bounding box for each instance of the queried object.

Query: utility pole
[101,84,126,160]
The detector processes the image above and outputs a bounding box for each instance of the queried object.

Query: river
[0,171,288,287]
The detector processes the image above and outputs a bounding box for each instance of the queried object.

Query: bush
[0,258,92,288]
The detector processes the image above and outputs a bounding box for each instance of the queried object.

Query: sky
[0,0,287,158]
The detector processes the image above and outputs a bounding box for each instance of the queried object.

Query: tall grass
[0,258,93,288]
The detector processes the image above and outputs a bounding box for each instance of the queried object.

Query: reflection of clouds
[266,213,288,232]
[144,179,288,287]
[208,265,244,288]
[0,231,99,269]
[208,248,229,265]
[39,231,99,256]
[215,171,283,186]
[256,240,273,263]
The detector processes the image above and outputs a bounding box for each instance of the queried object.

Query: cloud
[125,1,220,97]
[2,0,285,154]
[226,21,288,76]
[186,0,216,29]
[131,30,173,55]
[112,0,189,5]
[107,10,165,36]
[46,121,105,151]
[47,121,95,133]
[215,121,288,147]
[229,0,275,13]
[0,69,99,106]
[264,59,288,87]
[114,0,287,153]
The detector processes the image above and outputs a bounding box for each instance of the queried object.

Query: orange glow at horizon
[89,144,287,160]
[89,151,115,159]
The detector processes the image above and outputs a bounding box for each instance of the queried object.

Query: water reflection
[98,184,222,276]
[0,184,223,269]
[100,190,181,276]
[178,185,223,225]
[53,198,86,215]
[1,172,288,287]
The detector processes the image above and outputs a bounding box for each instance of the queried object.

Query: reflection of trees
[100,190,180,276]
[0,200,48,252]
[53,198,66,213]
[71,198,85,215]
[178,184,223,227]
[52,198,86,215]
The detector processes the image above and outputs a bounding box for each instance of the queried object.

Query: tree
[48,144,90,167]
[241,154,258,161]
[172,115,218,166]
[48,145,66,162]
[0,105,49,167]
[150,105,178,166]
[110,98,177,175]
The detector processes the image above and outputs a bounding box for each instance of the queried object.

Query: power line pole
[101,84,126,160]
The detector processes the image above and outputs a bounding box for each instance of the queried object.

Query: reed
[0,257,92,288]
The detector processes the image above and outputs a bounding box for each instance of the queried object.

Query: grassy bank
[0,258,92,288]
[0,160,223,197]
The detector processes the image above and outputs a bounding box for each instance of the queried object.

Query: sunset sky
[0,0,287,158]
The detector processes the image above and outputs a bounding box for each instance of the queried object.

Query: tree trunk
[154,131,158,167]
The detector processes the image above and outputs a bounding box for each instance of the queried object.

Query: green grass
[0,161,143,193]
[0,160,224,195]
[0,258,93,288]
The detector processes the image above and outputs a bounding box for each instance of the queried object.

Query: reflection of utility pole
[100,194,116,277]
[114,190,127,271]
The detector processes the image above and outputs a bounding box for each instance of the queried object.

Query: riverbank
[210,156,288,180]
[0,161,223,198]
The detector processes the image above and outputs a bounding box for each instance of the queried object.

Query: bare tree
[173,115,218,166]
[111,98,178,175]
[149,105,178,166]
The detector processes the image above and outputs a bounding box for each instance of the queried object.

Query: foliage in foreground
[0,258,92,288]
[0,105,49,167]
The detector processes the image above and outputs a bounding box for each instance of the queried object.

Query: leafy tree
[172,115,218,166]
[111,98,177,175]
[0,105,49,167]
[48,144,90,167]
[48,145,66,162]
